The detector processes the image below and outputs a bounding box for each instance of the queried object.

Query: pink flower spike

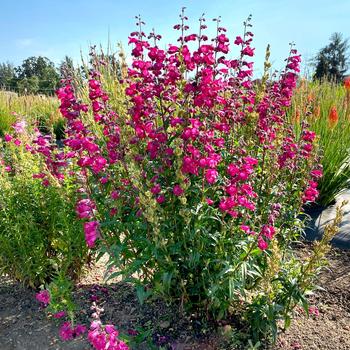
[84,221,100,248]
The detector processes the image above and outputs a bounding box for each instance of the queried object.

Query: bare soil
[1,245,349,350]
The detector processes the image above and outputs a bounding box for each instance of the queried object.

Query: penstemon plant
[25,11,325,343]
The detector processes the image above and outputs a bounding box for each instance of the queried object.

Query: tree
[17,76,39,95]
[0,62,16,90]
[59,55,75,80]
[314,32,349,82]
[16,56,59,95]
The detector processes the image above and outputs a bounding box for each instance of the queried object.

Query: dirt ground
[1,245,349,350]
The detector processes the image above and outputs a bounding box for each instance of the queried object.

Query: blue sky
[1,0,349,75]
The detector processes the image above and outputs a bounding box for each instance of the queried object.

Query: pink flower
[302,130,316,142]
[53,311,66,319]
[111,191,120,200]
[258,237,268,250]
[42,179,50,187]
[4,134,12,142]
[33,173,46,179]
[308,306,319,317]
[206,198,214,205]
[59,322,74,341]
[74,324,87,337]
[110,208,117,216]
[12,120,26,134]
[100,177,109,184]
[205,169,218,184]
[173,184,184,196]
[14,139,21,146]
[91,156,107,173]
[151,184,161,195]
[84,221,100,248]
[302,181,319,203]
[310,169,323,179]
[234,36,244,45]
[244,157,258,166]
[156,195,165,204]
[76,198,96,219]
[242,46,255,57]
[105,324,117,334]
[36,290,50,305]
[87,322,129,350]
[240,225,251,234]
[227,163,239,177]
[261,225,276,240]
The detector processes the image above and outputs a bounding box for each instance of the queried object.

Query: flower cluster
[88,323,128,350]
[59,322,86,341]
[26,11,321,331]
[36,290,50,306]
[88,302,129,350]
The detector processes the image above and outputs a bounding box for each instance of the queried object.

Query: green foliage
[290,79,350,205]
[46,273,76,318]
[313,32,349,83]
[17,76,40,95]
[0,133,89,288]
[0,62,16,90]
[16,56,60,95]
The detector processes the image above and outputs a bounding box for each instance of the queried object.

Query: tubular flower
[344,76,350,90]
[328,105,338,127]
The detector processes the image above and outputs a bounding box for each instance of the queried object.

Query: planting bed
[1,244,349,350]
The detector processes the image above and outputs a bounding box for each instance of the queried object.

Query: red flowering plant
[31,11,326,342]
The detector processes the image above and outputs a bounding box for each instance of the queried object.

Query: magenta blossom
[173,184,184,196]
[76,198,96,219]
[12,120,27,134]
[36,290,50,306]
[205,169,218,184]
[53,311,66,319]
[258,237,268,251]
[84,221,100,248]
[4,134,12,142]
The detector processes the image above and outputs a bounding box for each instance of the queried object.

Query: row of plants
[0,11,348,349]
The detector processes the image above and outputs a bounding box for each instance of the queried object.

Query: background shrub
[0,129,89,287]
